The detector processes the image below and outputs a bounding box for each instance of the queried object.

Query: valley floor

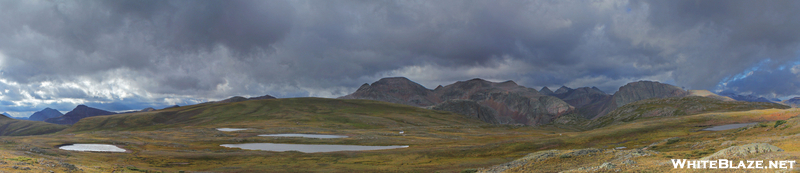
[1,108,799,172]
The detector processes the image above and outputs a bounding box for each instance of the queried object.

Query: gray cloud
[1,0,800,116]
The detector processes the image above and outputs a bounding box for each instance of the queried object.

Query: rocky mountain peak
[248,94,277,100]
[612,81,688,107]
[338,77,437,107]
[356,83,370,91]
[554,86,573,95]
[28,107,64,121]
[45,105,116,125]
[539,87,555,95]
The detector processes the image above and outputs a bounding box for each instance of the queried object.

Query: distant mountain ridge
[539,87,555,95]
[718,91,773,103]
[781,97,800,107]
[342,78,710,125]
[45,105,116,125]
[340,77,574,125]
[28,108,64,121]
[217,94,277,103]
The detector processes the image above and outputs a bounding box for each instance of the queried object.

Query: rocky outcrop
[539,87,555,96]
[480,150,560,173]
[701,143,783,160]
[554,86,573,95]
[480,148,655,173]
[28,108,64,121]
[339,77,438,106]
[342,77,574,125]
[44,105,116,125]
[612,81,689,107]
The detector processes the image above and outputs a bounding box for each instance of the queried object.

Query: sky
[1,0,800,117]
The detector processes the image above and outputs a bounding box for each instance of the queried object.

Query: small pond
[220,143,408,153]
[701,122,758,131]
[258,134,348,139]
[217,128,248,132]
[59,144,126,152]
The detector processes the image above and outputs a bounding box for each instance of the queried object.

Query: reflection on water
[258,133,347,139]
[220,143,408,153]
[59,144,126,152]
[702,123,758,131]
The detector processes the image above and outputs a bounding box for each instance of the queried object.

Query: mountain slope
[28,108,64,121]
[539,87,555,96]
[553,86,573,95]
[588,96,789,128]
[433,78,572,125]
[44,105,116,125]
[780,97,800,107]
[688,90,735,101]
[0,114,68,136]
[554,87,615,119]
[65,97,485,132]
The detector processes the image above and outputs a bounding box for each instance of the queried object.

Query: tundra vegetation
[0,98,797,172]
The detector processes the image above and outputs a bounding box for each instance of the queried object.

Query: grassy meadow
[0,98,797,172]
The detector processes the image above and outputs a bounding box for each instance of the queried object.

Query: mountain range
[44,105,117,125]
[0,79,788,128]
[340,77,773,126]
[341,77,573,125]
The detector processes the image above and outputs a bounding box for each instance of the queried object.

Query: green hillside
[588,96,789,128]
[0,116,68,136]
[65,97,486,132]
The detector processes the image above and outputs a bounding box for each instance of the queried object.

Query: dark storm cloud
[1,0,800,116]
[641,0,800,91]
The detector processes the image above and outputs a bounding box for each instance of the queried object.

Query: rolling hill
[65,97,486,132]
[587,96,789,128]
[0,114,68,136]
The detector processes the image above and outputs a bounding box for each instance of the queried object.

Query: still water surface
[701,123,758,131]
[258,133,348,139]
[59,144,126,152]
[220,143,408,153]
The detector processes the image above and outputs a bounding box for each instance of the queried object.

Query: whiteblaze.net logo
[671,159,796,169]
